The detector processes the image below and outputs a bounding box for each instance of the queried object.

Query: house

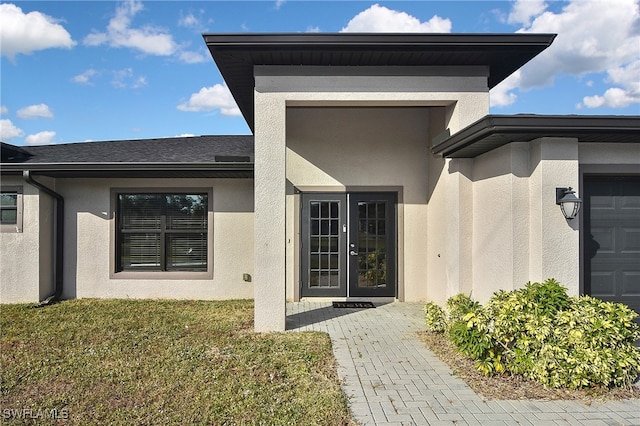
[1,33,639,332]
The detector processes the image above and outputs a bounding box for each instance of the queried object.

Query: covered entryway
[300,192,396,298]
[584,176,640,316]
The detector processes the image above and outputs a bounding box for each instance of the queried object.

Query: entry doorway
[300,192,397,298]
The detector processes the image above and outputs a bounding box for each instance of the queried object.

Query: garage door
[584,176,640,317]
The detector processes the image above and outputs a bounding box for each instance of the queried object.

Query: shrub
[423,279,640,389]
[423,302,446,333]
[446,293,481,325]
[448,308,496,372]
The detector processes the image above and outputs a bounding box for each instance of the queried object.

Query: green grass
[1,299,352,425]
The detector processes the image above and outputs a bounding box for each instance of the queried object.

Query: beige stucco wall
[253,65,491,330]
[579,143,640,164]
[0,176,54,303]
[286,106,431,302]
[53,177,254,300]
[426,138,640,307]
[465,137,582,303]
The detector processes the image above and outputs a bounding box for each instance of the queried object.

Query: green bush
[446,293,481,325]
[423,302,446,333]
[423,279,640,389]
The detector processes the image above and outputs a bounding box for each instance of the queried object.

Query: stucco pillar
[445,158,474,297]
[254,91,287,331]
[529,137,580,295]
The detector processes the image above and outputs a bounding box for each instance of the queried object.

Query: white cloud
[581,87,640,109]
[177,84,241,116]
[341,4,451,33]
[0,106,8,115]
[112,68,147,89]
[178,10,211,33]
[83,0,177,56]
[507,0,547,26]
[178,50,208,64]
[25,131,56,146]
[605,59,640,96]
[178,13,200,29]
[73,69,98,85]
[175,133,196,138]
[17,104,54,119]
[490,72,521,107]
[579,59,640,109]
[306,26,321,33]
[275,0,286,10]
[0,3,76,60]
[0,119,24,141]
[491,0,640,109]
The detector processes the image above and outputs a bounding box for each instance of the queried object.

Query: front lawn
[1,299,352,425]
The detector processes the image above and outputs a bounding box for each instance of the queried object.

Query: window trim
[110,187,214,280]
[0,186,23,233]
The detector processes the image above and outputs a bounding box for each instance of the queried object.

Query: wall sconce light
[556,187,582,220]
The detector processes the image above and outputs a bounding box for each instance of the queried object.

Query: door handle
[350,250,359,256]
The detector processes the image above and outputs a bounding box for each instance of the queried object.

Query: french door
[300,192,396,298]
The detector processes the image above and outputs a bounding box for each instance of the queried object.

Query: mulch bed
[418,331,640,403]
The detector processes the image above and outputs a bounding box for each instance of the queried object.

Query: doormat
[332,301,376,309]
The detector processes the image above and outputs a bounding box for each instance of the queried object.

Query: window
[116,192,208,272]
[0,186,23,233]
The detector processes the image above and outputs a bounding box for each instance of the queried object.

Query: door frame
[298,190,399,299]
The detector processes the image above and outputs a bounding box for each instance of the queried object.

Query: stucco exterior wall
[579,143,640,164]
[55,177,254,300]
[253,66,490,330]
[467,137,581,302]
[471,143,530,301]
[0,176,54,303]
[286,106,431,302]
[528,138,580,294]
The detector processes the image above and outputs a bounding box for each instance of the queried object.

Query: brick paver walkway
[287,301,640,426]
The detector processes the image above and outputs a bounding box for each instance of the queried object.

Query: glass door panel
[301,194,346,297]
[349,193,396,297]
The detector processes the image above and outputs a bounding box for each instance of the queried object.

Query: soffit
[204,33,556,132]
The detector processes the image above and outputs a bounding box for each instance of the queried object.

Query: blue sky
[1,0,639,146]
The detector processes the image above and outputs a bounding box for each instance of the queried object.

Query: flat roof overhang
[432,115,640,158]
[0,162,254,179]
[203,33,557,132]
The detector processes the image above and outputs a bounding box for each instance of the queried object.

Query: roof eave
[203,32,557,46]
[204,33,557,132]
[432,115,640,158]
[0,162,254,178]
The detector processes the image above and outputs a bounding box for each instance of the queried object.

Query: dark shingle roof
[1,135,254,178]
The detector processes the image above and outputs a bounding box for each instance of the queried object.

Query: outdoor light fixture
[556,187,582,220]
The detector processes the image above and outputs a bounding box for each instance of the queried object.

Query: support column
[445,158,474,297]
[254,92,287,331]
[529,137,580,295]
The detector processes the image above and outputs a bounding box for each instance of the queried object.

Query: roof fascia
[0,162,253,174]
[432,115,640,158]
[203,33,557,46]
